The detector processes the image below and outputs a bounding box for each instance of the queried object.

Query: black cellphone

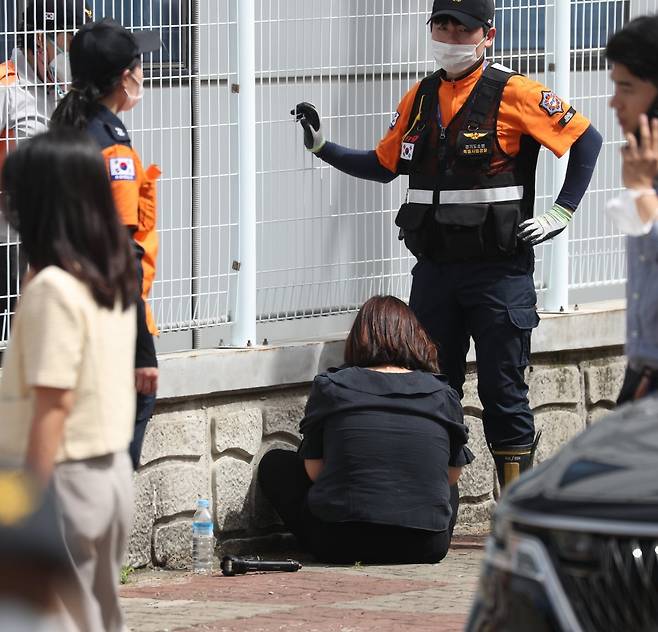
[635,95,658,144]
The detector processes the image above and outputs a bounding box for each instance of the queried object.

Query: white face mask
[46,39,70,98]
[122,72,145,111]
[431,36,486,75]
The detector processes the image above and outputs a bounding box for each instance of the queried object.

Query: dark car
[466,395,658,632]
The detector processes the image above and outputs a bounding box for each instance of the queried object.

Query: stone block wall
[127,348,626,569]
[128,391,307,568]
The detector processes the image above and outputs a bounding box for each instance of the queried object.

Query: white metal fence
[1,0,654,351]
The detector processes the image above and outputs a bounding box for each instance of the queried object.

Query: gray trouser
[53,451,133,632]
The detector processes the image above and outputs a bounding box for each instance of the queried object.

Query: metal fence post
[545,0,571,312]
[190,0,202,348]
[231,0,257,347]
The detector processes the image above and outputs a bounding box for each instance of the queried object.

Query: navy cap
[21,0,93,32]
[70,18,162,82]
[427,0,495,30]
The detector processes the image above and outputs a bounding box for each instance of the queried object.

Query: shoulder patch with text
[558,106,576,128]
[109,157,136,181]
[539,90,564,117]
[389,111,400,129]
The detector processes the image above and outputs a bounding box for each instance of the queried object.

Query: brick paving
[120,541,485,631]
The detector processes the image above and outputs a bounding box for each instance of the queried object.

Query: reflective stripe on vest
[407,186,524,205]
[407,189,434,204]
[439,186,524,205]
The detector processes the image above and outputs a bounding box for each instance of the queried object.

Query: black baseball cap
[70,18,162,82]
[427,0,495,30]
[21,0,93,33]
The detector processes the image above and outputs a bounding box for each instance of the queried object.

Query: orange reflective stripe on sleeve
[102,144,142,227]
[375,82,421,173]
[498,74,590,158]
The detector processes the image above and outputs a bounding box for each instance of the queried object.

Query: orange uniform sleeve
[375,82,422,173]
[102,144,142,228]
[498,75,591,158]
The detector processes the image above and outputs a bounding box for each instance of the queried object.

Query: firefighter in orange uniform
[293,0,603,488]
[52,18,162,468]
[0,0,91,338]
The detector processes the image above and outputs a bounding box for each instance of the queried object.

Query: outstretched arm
[292,102,397,183]
[316,142,397,183]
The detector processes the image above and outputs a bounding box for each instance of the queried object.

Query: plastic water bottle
[192,499,214,574]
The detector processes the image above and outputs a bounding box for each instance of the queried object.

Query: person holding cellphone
[605,15,658,403]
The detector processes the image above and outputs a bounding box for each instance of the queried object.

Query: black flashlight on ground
[220,555,302,577]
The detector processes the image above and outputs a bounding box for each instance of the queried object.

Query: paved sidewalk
[120,540,485,632]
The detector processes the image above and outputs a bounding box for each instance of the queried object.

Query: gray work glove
[291,102,326,153]
[517,204,573,246]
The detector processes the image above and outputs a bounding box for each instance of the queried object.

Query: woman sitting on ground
[258,295,474,564]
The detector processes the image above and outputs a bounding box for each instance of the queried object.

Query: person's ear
[484,26,496,49]
[120,67,133,89]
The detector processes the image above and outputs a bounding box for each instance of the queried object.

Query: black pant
[258,449,458,564]
[409,251,537,447]
[129,392,156,469]
[617,365,658,406]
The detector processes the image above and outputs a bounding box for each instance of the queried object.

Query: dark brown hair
[605,15,658,88]
[344,295,439,373]
[2,128,137,310]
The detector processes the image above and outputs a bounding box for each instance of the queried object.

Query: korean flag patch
[401,142,415,161]
[539,90,564,117]
[109,157,136,181]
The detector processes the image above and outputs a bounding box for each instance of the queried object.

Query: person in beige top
[0,128,137,631]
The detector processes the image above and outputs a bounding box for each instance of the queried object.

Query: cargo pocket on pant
[507,306,540,366]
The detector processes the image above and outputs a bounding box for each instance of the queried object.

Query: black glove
[291,102,326,153]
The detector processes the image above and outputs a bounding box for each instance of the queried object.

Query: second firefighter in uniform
[293,0,602,486]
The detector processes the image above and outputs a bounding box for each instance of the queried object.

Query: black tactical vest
[394,63,541,262]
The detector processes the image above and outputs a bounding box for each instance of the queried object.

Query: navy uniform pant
[409,250,538,447]
[129,392,156,470]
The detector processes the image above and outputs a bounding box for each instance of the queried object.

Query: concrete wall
[127,302,627,569]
